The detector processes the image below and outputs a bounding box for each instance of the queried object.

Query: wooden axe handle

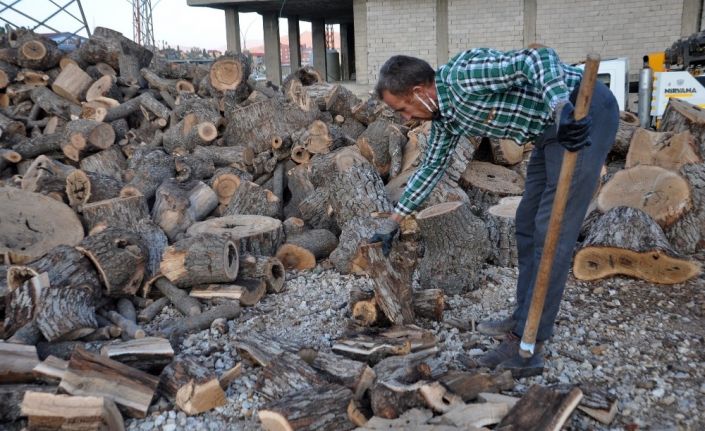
[519,54,601,357]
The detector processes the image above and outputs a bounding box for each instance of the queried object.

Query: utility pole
[132,0,157,50]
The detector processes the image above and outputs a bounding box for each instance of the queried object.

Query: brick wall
[447,0,523,54]
[364,0,438,84]
[535,0,685,77]
[353,0,368,84]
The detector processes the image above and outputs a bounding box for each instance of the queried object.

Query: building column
[224,8,241,53]
[435,0,448,67]
[682,0,702,36]
[312,19,327,79]
[340,23,351,80]
[353,0,367,84]
[262,12,281,85]
[288,16,301,69]
[523,0,537,47]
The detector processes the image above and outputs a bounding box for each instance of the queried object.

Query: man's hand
[369,218,400,257]
[555,101,592,152]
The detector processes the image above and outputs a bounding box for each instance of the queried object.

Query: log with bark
[486,196,521,267]
[573,206,701,284]
[30,85,81,119]
[15,36,63,69]
[611,111,640,155]
[20,391,125,431]
[193,145,255,169]
[223,180,281,218]
[0,384,56,423]
[0,343,40,383]
[625,129,701,171]
[80,194,149,234]
[175,151,216,183]
[159,355,226,415]
[151,179,218,241]
[51,62,93,104]
[460,161,525,214]
[495,385,583,431]
[76,27,153,73]
[187,215,284,257]
[659,97,705,156]
[299,349,376,400]
[120,149,175,200]
[21,154,75,196]
[488,138,524,166]
[238,254,286,293]
[160,233,239,288]
[59,347,159,418]
[438,370,515,402]
[153,277,201,317]
[258,384,355,431]
[356,119,406,178]
[158,301,240,340]
[276,228,339,270]
[665,162,705,254]
[66,169,124,208]
[256,351,327,401]
[190,278,266,306]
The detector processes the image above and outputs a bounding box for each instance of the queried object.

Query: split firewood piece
[0,385,56,423]
[163,116,218,154]
[331,216,388,274]
[15,36,62,69]
[223,180,281,218]
[85,74,120,101]
[625,129,701,171]
[160,233,239,288]
[238,254,286,293]
[439,370,515,402]
[30,86,81,119]
[158,301,240,341]
[59,347,159,418]
[596,165,691,227]
[103,91,170,122]
[21,154,75,195]
[0,343,39,383]
[354,408,440,431]
[101,337,174,373]
[190,278,266,306]
[489,138,524,165]
[257,351,328,401]
[208,52,251,93]
[234,332,300,367]
[258,384,355,431]
[284,163,315,220]
[33,355,68,384]
[175,151,216,182]
[79,147,127,181]
[332,329,436,365]
[418,381,464,414]
[496,384,583,431]
[218,362,242,390]
[80,195,149,234]
[193,144,255,169]
[0,59,19,89]
[349,285,390,327]
[0,186,84,264]
[21,391,125,431]
[159,355,226,415]
[356,119,407,177]
[187,215,284,257]
[352,242,415,325]
[76,227,147,296]
[573,206,701,284]
[210,167,251,208]
[276,229,339,270]
[612,110,641,155]
[416,201,490,294]
[299,349,376,400]
[151,179,218,241]
[120,149,175,200]
[486,196,521,267]
[665,162,705,254]
[659,97,705,156]
[141,67,194,96]
[100,310,146,340]
[460,161,525,214]
[66,169,123,208]
[154,277,201,317]
[413,289,445,322]
[51,62,93,104]
[434,401,510,428]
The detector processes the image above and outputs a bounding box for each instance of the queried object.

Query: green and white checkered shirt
[395,47,583,216]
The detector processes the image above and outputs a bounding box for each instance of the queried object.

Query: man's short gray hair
[375,55,435,98]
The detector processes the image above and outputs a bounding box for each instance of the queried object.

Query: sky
[0,0,312,52]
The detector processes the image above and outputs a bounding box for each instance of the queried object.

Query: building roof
[186,0,353,23]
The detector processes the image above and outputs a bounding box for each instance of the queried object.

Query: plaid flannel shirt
[395,47,583,216]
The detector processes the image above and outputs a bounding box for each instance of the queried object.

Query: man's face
[381,89,434,121]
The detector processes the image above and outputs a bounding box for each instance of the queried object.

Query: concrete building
[188,0,705,86]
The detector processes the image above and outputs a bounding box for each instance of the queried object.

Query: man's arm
[447,47,573,111]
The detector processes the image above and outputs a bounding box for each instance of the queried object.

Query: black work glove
[555,101,592,152]
[369,218,400,257]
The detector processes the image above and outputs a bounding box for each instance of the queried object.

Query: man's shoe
[458,332,520,369]
[497,345,545,378]
[476,316,516,337]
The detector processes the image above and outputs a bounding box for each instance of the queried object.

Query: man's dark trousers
[512,81,619,342]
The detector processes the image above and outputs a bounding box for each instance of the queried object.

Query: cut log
[193,144,255,169]
[659,97,705,156]
[120,149,174,200]
[407,124,476,184]
[76,27,152,73]
[59,347,159,419]
[76,227,146,296]
[154,277,201,317]
[223,180,281,218]
[332,327,437,366]
[0,384,56,423]
[175,151,216,182]
[10,131,62,159]
[151,179,218,241]
[0,60,18,89]
[356,119,407,178]
[413,289,445,322]
[141,67,195,96]
[85,74,119,101]
[51,63,93,104]
[100,310,145,340]
[0,186,84,264]
[210,167,249,207]
[385,169,468,211]
[257,351,327,401]
[435,401,510,428]
[33,355,69,384]
[573,206,701,284]
[190,278,266,306]
[234,332,299,367]
[160,233,239,288]
[439,370,515,402]
[209,53,251,92]
[21,154,75,195]
[21,391,125,431]
[158,301,240,340]
[495,385,583,431]
[300,349,376,400]
[460,161,524,214]
[258,384,354,431]
[0,111,25,139]
[163,117,218,154]
[30,86,81,119]
[486,196,521,267]
[61,119,115,161]
[187,215,284,257]
[276,229,338,269]
[100,338,173,374]
[351,96,396,126]
[0,343,39,383]
[103,91,170,122]
[489,138,524,165]
[416,201,490,294]
[611,111,640,155]
[159,355,226,415]
[138,297,170,323]
[330,216,388,274]
[291,144,311,164]
[238,254,286,293]
[596,165,691,227]
[66,169,123,208]
[625,129,701,171]
[80,195,149,234]
[17,37,62,69]
[665,162,705,254]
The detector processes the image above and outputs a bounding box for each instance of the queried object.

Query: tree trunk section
[120,149,174,200]
[460,161,525,215]
[416,201,491,294]
[258,384,354,431]
[80,195,149,233]
[489,138,524,165]
[21,154,75,196]
[574,206,701,284]
[159,355,226,415]
[51,63,93,104]
[79,147,127,182]
[659,98,705,157]
[238,254,286,293]
[276,228,338,269]
[193,145,255,169]
[66,169,123,208]
[257,351,327,401]
[76,27,153,72]
[160,233,239,288]
[665,162,705,254]
[187,215,284,257]
[625,128,702,171]
[17,37,62,69]
[151,179,218,242]
[30,86,81,119]
[486,196,521,267]
[154,277,201,317]
[497,385,583,431]
[611,111,640,155]
[175,152,216,183]
[223,180,281,218]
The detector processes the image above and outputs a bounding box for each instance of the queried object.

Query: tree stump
[625,129,701,171]
[486,196,521,267]
[187,215,284,256]
[597,165,691,227]
[665,162,705,254]
[612,111,640,155]
[573,206,701,284]
[151,179,218,242]
[416,201,490,294]
[460,161,524,214]
[160,233,239,288]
